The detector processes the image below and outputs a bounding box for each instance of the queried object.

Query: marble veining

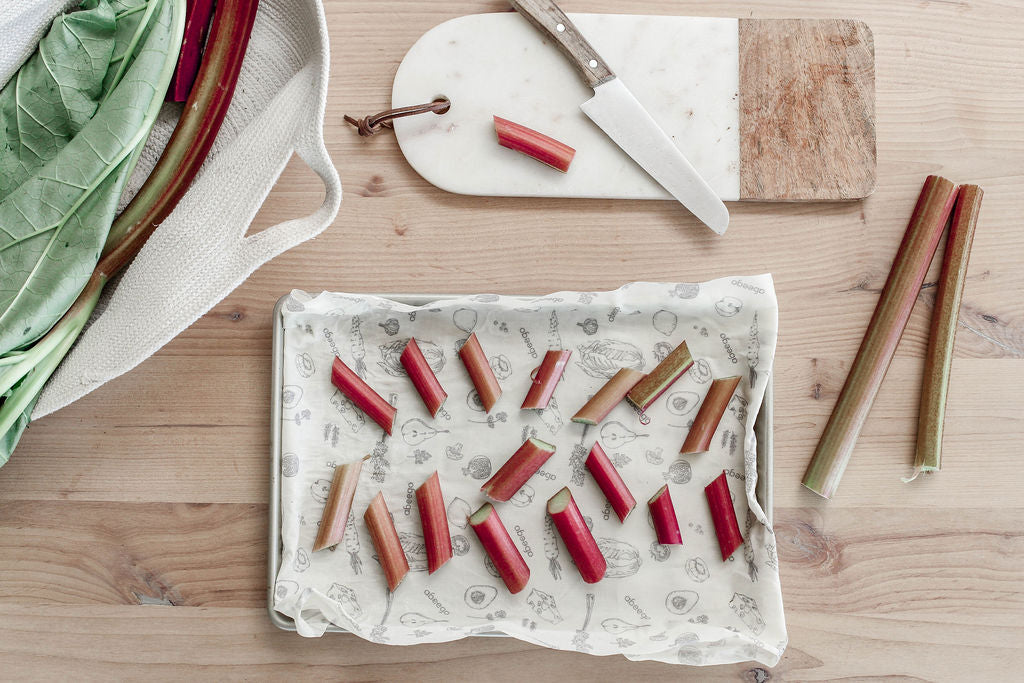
[392,13,741,201]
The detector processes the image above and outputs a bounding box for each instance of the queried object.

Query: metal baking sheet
[267,293,774,633]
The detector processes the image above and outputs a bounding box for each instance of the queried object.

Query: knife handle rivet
[555,22,565,32]
[588,59,598,68]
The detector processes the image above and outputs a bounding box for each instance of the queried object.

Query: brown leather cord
[343,98,451,136]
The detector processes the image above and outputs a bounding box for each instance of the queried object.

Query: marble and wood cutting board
[391,13,876,202]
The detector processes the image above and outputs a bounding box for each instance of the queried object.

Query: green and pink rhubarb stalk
[680,376,741,455]
[803,175,959,498]
[627,340,693,412]
[705,471,743,560]
[481,437,556,502]
[910,184,984,480]
[648,485,683,545]
[469,503,530,594]
[458,332,502,413]
[572,368,646,425]
[521,349,571,410]
[365,491,410,591]
[585,442,636,522]
[331,356,397,435]
[312,455,367,552]
[401,338,447,417]
[547,487,607,583]
[415,471,453,574]
[493,115,575,172]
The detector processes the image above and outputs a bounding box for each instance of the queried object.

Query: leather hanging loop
[343,97,451,136]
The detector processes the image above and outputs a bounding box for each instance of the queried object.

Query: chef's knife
[508,0,730,234]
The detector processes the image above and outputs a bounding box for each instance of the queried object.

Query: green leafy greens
[0,0,185,464]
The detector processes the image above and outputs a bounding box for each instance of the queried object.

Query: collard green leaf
[0,0,117,201]
[0,0,175,355]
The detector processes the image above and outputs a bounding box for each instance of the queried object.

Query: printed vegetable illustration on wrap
[0,0,260,464]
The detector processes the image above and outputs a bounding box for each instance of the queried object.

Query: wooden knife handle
[508,0,615,88]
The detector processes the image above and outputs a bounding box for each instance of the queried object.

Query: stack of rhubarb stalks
[316,333,746,594]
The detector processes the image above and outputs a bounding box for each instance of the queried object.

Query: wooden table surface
[2,0,1021,680]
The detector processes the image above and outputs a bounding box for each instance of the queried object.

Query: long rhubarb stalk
[167,0,216,102]
[705,471,743,560]
[910,185,984,479]
[469,503,530,594]
[572,368,646,425]
[803,175,959,498]
[331,356,397,435]
[521,349,571,410]
[494,115,575,172]
[312,456,367,552]
[459,332,502,413]
[585,442,636,522]
[415,471,453,574]
[481,437,556,502]
[365,491,410,591]
[547,488,606,583]
[627,340,693,412]
[648,485,683,545]
[681,376,742,455]
[401,338,447,417]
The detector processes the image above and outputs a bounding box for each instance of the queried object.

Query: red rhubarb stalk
[705,471,743,560]
[458,332,502,412]
[364,491,410,591]
[401,338,448,417]
[469,503,530,594]
[585,442,636,522]
[493,115,575,172]
[166,0,215,102]
[648,485,683,545]
[680,376,742,455]
[626,340,693,412]
[415,471,453,574]
[547,487,606,584]
[312,455,367,552]
[481,437,556,502]
[572,368,646,425]
[331,356,397,435]
[803,175,959,498]
[911,185,984,479]
[521,349,572,410]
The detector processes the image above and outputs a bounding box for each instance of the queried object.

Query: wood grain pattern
[739,19,877,200]
[507,0,615,87]
[1,0,1023,679]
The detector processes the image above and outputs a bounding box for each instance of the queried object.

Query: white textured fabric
[273,279,786,666]
[2,0,342,417]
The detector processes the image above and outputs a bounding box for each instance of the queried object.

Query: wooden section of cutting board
[739,19,876,200]
[392,13,876,202]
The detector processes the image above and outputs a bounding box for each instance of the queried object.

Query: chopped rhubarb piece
[415,471,453,574]
[585,442,636,522]
[681,376,742,455]
[521,349,572,410]
[364,491,410,591]
[481,437,556,502]
[312,455,367,552]
[494,115,575,172]
[912,184,984,479]
[648,485,683,545]
[572,368,646,425]
[626,340,693,411]
[547,487,606,583]
[458,332,502,412]
[401,338,448,417]
[803,176,959,498]
[331,356,397,435]
[469,503,530,594]
[705,471,743,560]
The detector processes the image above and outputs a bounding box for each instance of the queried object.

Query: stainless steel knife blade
[508,0,730,234]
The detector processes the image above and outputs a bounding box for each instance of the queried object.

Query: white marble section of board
[392,13,740,201]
